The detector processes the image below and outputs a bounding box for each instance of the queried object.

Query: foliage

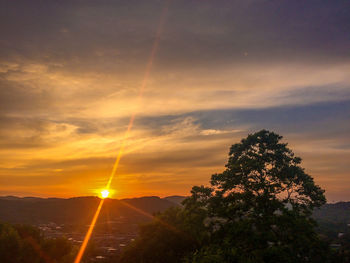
[119,206,208,263]
[119,130,332,263]
[0,223,75,263]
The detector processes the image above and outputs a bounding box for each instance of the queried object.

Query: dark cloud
[1,0,349,72]
[130,98,349,135]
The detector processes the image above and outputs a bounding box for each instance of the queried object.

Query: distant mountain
[313,202,350,237]
[0,196,43,202]
[0,195,180,226]
[1,195,348,236]
[314,202,350,223]
[163,195,187,205]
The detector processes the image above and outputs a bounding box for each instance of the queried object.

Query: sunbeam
[73,2,172,262]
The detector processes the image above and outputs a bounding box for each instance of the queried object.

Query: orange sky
[0,1,349,201]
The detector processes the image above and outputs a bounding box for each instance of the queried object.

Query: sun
[100,190,109,199]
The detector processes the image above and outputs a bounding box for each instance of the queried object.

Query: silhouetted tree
[120,130,332,263]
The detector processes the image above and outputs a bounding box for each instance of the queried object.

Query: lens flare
[73,2,171,262]
[73,199,104,263]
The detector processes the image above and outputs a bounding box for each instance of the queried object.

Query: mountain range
[0,195,349,236]
[0,195,185,226]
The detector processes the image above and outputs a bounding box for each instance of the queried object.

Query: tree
[120,130,330,262]
[0,223,75,263]
[186,130,327,262]
[0,223,21,263]
[210,129,325,214]
[119,206,208,263]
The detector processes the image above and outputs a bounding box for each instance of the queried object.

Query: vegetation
[119,130,337,263]
[0,223,75,263]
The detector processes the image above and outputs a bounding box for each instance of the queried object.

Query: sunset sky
[0,0,349,201]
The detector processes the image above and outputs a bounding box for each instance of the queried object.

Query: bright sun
[101,190,109,199]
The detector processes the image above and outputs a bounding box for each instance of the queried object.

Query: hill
[163,195,187,205]
[1,196,349,235]
[313,202,350,237]
[0,195,181,226]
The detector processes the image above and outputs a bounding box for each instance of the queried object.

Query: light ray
[73,199,104,263]
[105,0,170,190]
[73,2,171,263]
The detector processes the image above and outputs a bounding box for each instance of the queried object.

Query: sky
[0,0,349,201]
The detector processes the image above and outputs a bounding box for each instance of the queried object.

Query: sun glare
[101,190,109,199]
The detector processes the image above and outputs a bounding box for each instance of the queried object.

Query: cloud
[200,129,242,136]
[0,0,349,200]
